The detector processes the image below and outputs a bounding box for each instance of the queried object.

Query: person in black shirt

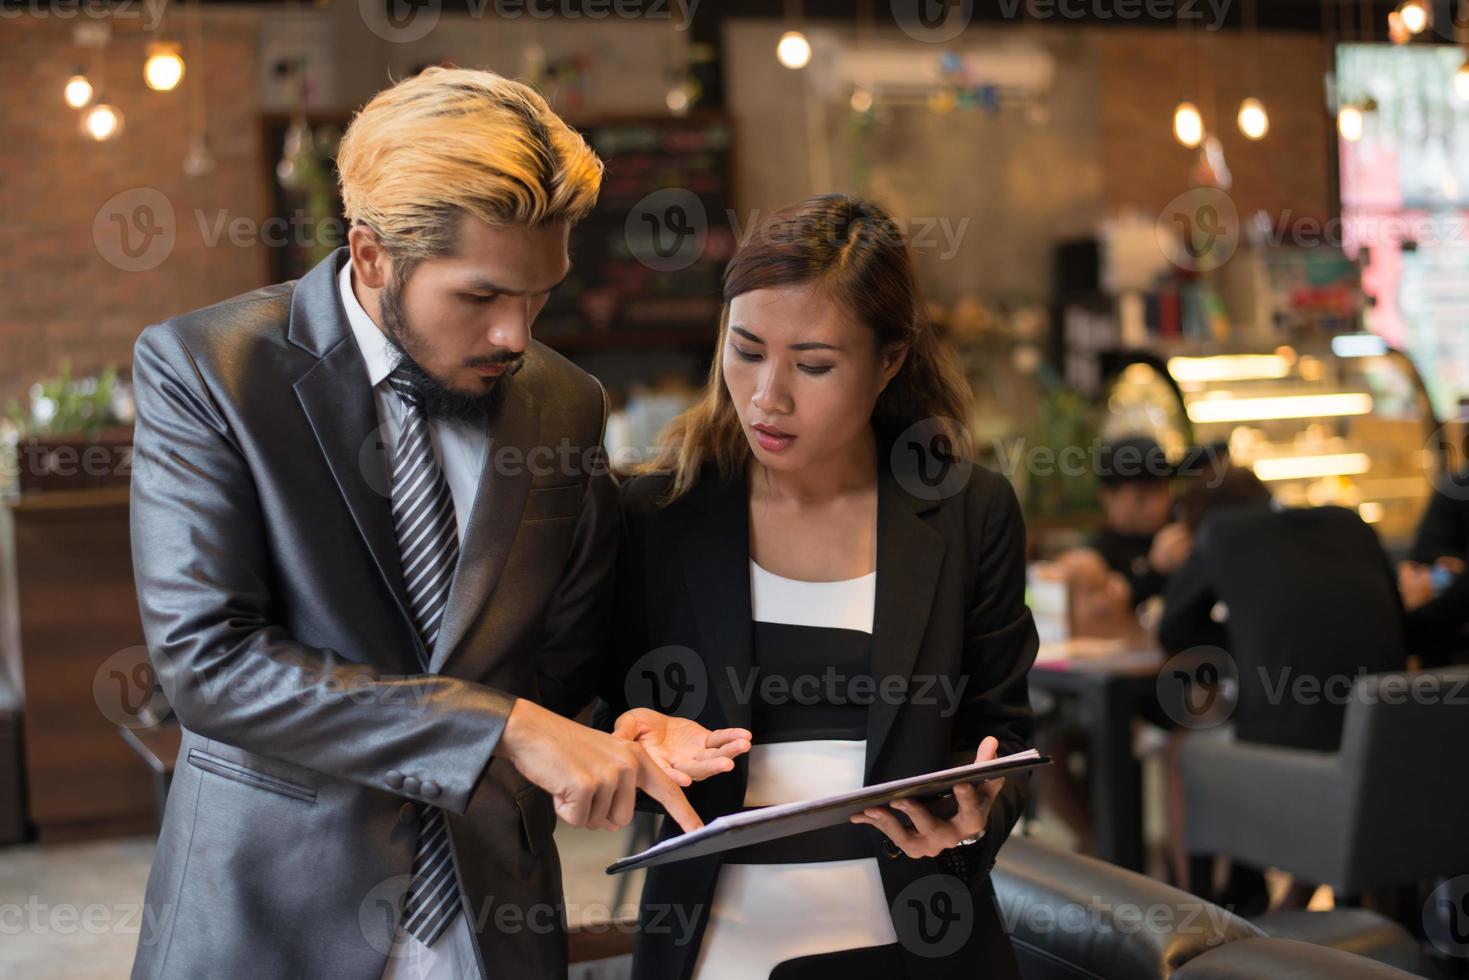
[1158,467,1408,912]
[1088,436,1181,608]
[1398,465,1469,666]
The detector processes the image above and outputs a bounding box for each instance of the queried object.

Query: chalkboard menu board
[536,114,737,352]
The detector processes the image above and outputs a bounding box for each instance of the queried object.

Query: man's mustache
[466,352,525,373]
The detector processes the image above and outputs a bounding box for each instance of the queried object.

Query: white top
[691,561,896,980]
[749,559,876,633]
[338,259,488,544]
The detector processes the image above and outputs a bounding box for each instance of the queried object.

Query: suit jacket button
[386,769,405,789]
[402,776,421,795]
[421,780,441,799]
[399,803,417,825]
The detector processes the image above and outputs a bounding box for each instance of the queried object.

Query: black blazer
[601,452,1038,980]
[1158,504,1408,752]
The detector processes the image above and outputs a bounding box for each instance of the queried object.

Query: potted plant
[3,362,134,495]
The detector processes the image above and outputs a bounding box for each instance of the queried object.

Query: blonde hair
[336,67,604,260]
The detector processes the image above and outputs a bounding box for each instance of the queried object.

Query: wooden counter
[2,487,157,841]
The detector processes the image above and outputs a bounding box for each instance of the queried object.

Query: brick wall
[0,12,271,409]
[1096,27,1334,221]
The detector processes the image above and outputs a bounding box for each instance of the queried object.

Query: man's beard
[379,274,524,424]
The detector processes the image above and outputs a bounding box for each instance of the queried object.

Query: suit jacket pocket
[187,748,317,804]
[513,784,554,856]
[522,483,581,523]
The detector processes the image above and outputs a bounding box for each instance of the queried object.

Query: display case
[1100,336,1442,550]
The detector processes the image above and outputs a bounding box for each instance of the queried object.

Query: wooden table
[1029,639,1165,872]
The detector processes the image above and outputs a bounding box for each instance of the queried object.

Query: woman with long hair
[607,194,1037,979]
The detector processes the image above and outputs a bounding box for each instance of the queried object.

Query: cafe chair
[1181,667,1469,894]
[992,836,1429,979]
[1180,667,1469,970]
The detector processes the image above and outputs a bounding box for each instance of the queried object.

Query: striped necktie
[387,366,463,947]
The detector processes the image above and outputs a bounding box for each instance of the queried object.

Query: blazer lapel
[678,471,755,731]
[429,377,540,673]
[864,465,946,781]
[290,249,428,668]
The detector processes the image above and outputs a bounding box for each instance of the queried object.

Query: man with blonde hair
[129,68,739,979]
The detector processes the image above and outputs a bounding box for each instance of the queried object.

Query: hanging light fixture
[144,41,185,91]
[1236,0,1268,140]
[776,0,810,70]
[1396,0,1430,35]
[64,69,93,108]
[1338,102,1365,141]
[1173,101,1204,147]
[81,101,125,141]
[1237,97,1269,139]
[777,30,811,70]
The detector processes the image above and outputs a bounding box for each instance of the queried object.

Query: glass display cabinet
[1100,335,1443,550]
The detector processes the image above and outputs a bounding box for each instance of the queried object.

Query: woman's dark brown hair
[641,193,974,501]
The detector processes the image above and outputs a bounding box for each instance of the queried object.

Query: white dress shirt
[339,260,487,980]
[338,259,488,545]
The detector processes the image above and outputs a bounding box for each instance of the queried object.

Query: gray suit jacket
[128,247,617,979]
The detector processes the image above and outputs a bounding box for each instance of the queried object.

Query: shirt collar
[337,257,398,389]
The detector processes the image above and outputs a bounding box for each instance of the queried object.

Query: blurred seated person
[1398,462,1469,666]
[1035,439,1185,849]
[1158,467,1408,911]
[1089,435,1186,609]
[1052,436,1190,639]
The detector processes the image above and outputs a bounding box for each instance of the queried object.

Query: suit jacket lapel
[429,378,540,673]
[864,465,946,781]
[290,249,428,669]
[678,470,755,731]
